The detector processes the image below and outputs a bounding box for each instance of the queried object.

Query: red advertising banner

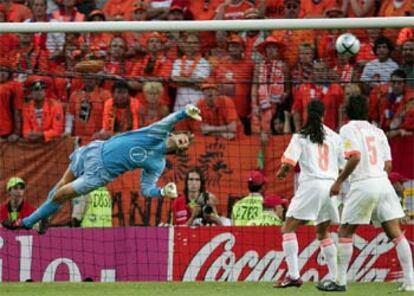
[173,225,414,282]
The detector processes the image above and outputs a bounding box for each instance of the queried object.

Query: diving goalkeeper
[3,104,202,231]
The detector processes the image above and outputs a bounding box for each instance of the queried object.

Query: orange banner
[0,135,293,226]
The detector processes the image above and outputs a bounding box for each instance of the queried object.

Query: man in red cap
[231,170,266,226]
[247,195,288,226]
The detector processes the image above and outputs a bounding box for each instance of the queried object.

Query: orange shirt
[137,98,170,127]
[22,98,64,142]
[196,96,240,133]
[188,0,222,20]
[130,54,172,80]
[213,56,254,118]
[80,33,112,53]
[346,0,376,17]
[271,30,315,68]
[102,98,140,132]
[51,9,85,22]
[223,1,254,20]
[356,42,376,63]
[292,83,344,131]
[300,0,336,18]
[103,0,135,19]
[5,3,32,22]
[69,87,111,139]
[317,31,341,68]
[378,0,411,42]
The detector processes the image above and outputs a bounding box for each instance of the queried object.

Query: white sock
[336,237,353,286]
[394,235,414,286]
[282,233,300,279]
[320,238,337,281]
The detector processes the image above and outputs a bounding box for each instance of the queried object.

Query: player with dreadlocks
[274,100,344,289]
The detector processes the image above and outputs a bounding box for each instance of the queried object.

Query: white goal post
[0,17,413,33]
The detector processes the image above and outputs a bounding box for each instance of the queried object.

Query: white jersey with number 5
[339,120,390,183]
[282,125,344,183]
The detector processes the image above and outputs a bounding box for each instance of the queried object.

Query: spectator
[369,69,413,131]
[171,33,210,111]
[10,33,50,81]
[1,0,32,22]
[71,186,112,227]
[271,0,316,68]
[51,0,85,21]
[213,34,254,134]
[79,10,112,58]
[95,79,140,139]
[0,177,36,225]
[102,36,134,90]
[360,36,399,92]
[0,60,23,142]
[342,0,375,18]
[397,27,413,47]
[301,0,336,18]
[356,28,382,68]
[65,60,111,143]
[251,35,289,143]
[166,4,186,21]
[124,1,151,58]
[291,42,315,96]
[387,92,414,138]
[102,0,133,21]
[187,0,222,20]
[22,78,64,142]
[292,59,344,131]
[171,167,220,226]
[400,39,414,90]
[214,0,255,20]
[232,170,265,226]
[138,81,170,127]
[25,0,63,54]
[239,8,267,64]
[378,0,412,43]
[129,32,172,91]
[247,195,288,226]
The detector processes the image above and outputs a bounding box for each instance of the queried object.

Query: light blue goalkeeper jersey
[101,110,188,198]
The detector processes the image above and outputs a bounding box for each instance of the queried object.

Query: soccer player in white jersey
[275,100,344,289]
[319,95,414,292]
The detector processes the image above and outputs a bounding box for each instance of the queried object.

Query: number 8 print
[318,143,329,171]
[365,136,377,165]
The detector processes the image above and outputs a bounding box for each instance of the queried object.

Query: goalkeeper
[3,104,202,231]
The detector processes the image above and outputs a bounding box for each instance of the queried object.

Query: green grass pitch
[0,282,409,296]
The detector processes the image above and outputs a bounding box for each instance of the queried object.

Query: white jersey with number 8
[339,120,390,183]
[282,125,344,183]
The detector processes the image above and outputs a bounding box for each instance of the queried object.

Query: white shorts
[341,177,405,226]
[286,179,340,225]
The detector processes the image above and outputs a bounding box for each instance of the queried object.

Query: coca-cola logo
[182,232,397,282]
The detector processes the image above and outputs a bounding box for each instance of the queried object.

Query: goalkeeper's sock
[22,186,61,229]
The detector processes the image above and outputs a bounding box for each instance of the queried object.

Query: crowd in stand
[0,0,413,146]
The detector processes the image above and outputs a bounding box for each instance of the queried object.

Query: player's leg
[376,179,414,291]
[382,219,414,291]
[316,220,337,282]
[21,168,77,229]
[274,217,304,288]
[336,224,358,287]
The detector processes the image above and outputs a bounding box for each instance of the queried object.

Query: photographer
[171,167,219,226]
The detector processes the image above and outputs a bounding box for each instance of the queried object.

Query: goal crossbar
[0,17,413,33]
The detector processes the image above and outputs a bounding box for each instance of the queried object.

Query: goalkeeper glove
[185,104,202,121]
[161,182,178,198]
